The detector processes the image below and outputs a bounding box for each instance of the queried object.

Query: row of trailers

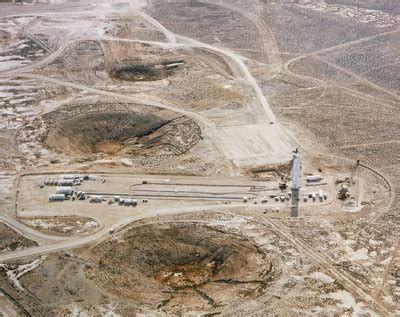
[48,174,86,201]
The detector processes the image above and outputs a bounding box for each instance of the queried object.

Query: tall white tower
[291,150,300,190]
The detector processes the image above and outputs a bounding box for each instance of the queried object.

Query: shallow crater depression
[32,102,201,159]
[109,58,186,82]
[86,221,281,313]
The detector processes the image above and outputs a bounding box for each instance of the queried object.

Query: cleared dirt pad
[18,216,99,236]
[86,221,280,313]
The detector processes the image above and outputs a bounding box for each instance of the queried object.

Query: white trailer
[49,194,65,201]
[55,187,73,195]
[306,175,322,182]
[61,174,76,180]
[57,179,74,186]
[90,195,103,203]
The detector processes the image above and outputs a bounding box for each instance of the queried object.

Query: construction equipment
[279,177,288,190]
[335,160,360,184]
[337,184,350,200]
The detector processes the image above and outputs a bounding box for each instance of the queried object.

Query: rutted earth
[86,220,281,313]
[0,0,399,316]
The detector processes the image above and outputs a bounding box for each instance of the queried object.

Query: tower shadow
[290,189,299,217]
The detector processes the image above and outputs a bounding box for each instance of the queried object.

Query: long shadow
[290,189,299,217]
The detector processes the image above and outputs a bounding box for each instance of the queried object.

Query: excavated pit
[109,58,186,82]
[86,222,280,312]
[30,102,201,159]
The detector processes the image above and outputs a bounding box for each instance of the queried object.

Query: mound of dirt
[109,58,185,81]
[27,102,201,159]
[86,222,280,313]
[18,216,99,236]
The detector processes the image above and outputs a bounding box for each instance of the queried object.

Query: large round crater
[109,58,186,82]
[38,103,201,159]
[86,222,280,313]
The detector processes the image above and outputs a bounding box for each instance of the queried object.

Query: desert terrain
[0,0,399,316]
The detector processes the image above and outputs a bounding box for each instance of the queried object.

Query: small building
[113,196,120,202]
[56,187,73,195]
[49,194,65,201]
[90,195,103,203]
[306,175,322,182]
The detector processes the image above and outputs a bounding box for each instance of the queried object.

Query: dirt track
[0,0,398,315]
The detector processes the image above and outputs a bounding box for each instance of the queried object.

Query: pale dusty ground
[0,0,398,316]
